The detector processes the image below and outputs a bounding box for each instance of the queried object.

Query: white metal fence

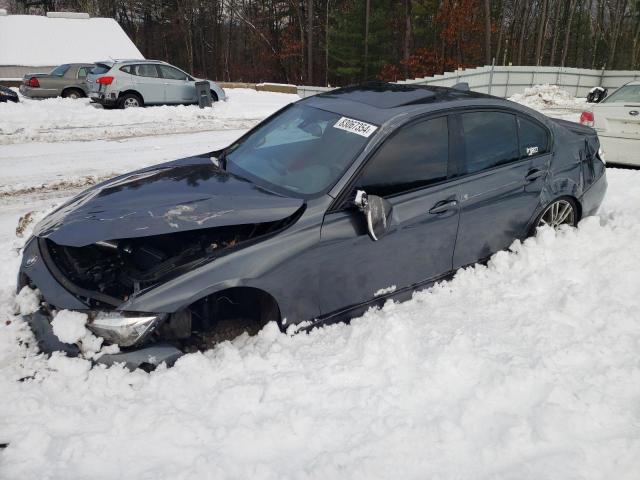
[297,65,640,99]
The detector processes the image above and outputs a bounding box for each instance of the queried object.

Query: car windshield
[49,64,70,76]
[603,84,640,103]
[224,104,376,197]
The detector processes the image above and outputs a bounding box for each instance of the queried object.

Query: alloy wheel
[124,97,140,108]
[538,199,576,229]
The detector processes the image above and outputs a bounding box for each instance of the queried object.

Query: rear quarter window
[77,66,91,78]
[91,63,112,75]
[518,116,549,157]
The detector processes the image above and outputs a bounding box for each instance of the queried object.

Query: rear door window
[518,116,549,157]
[355,116,449,197]
[460,111,519,174]
[133,64,160,78]
[50,64,70,76]
[158,65,188,81]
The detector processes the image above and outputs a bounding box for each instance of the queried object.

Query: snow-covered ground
[1,86,639,479]
[0,88,297,144]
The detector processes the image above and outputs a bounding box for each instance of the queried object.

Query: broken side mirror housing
[354,190,393,241]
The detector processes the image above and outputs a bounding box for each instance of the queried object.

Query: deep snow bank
[0,169,639,479]
[0,88,297,145]
[510,84,586,121]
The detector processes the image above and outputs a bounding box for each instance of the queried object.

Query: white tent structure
[0,12,144,81]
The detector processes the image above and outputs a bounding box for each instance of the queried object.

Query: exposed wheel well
[178,287,282,347]
[209,90,219,102]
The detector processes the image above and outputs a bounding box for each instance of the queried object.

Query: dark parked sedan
[18,83,607,368]
[0,85,19,103]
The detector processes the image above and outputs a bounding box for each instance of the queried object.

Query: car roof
[94,59,169,66]
[117,59,169,65]
[300,82,516,124]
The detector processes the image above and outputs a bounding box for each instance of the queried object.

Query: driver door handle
[429,200,458,215]
[525,169,546,183]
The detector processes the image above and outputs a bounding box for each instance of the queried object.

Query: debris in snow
[13,286,41,315]
[374,285,397,297]
[15,211,34,237]
[51,310,88,344]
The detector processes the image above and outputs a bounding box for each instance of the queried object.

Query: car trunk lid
[593,103,640,139]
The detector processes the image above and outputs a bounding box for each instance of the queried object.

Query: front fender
[119,210,324,324]
[206,81,226,101]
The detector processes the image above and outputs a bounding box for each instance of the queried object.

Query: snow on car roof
[0,15,144,66]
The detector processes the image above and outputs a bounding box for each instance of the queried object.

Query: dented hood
[35,163,304,247]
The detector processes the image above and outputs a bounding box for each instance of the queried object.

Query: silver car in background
[86,59,226,108]
[20,63,95,99]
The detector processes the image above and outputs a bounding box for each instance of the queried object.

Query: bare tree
[484,0,491,64]
[561,0,578,67]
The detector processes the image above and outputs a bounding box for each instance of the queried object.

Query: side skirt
[302,271,455,332]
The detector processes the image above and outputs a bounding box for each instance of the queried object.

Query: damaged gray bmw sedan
[17,83,607,369]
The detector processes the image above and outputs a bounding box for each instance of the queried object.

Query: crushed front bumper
[23,310,183,369]
[18,237,183,369]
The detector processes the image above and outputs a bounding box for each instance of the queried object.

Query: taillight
[580,111,594,127]
[26,77,40,88]
[96,76,114,85]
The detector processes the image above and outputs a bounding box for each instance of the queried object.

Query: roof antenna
[452,82,470,92]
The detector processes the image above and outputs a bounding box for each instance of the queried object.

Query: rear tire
[62,88,84,99]
[531,197,578,235]
[118,92,143,109]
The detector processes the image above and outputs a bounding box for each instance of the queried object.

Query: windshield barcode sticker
[333,117,378,137]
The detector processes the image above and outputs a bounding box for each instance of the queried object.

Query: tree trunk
[364,0,370,80]
[495,0,508,65]
[535,0,548,65]
[325,0,330,86]
[484,0,491,64]
[516,2,531,65]
[607,0,629,69]
[307,0,313,84]
[549,0,563,65]
[560,0,578,67]
[403,0,412,77]
[631,12,640,68]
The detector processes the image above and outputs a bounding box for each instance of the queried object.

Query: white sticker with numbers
[333,117,378,137]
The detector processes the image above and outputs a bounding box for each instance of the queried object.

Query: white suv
[86,59,226,108]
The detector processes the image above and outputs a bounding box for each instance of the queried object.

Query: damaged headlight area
[41,221,286,306]
[87,311,168,347]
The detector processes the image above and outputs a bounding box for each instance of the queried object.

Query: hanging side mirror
[354,190,393,241]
